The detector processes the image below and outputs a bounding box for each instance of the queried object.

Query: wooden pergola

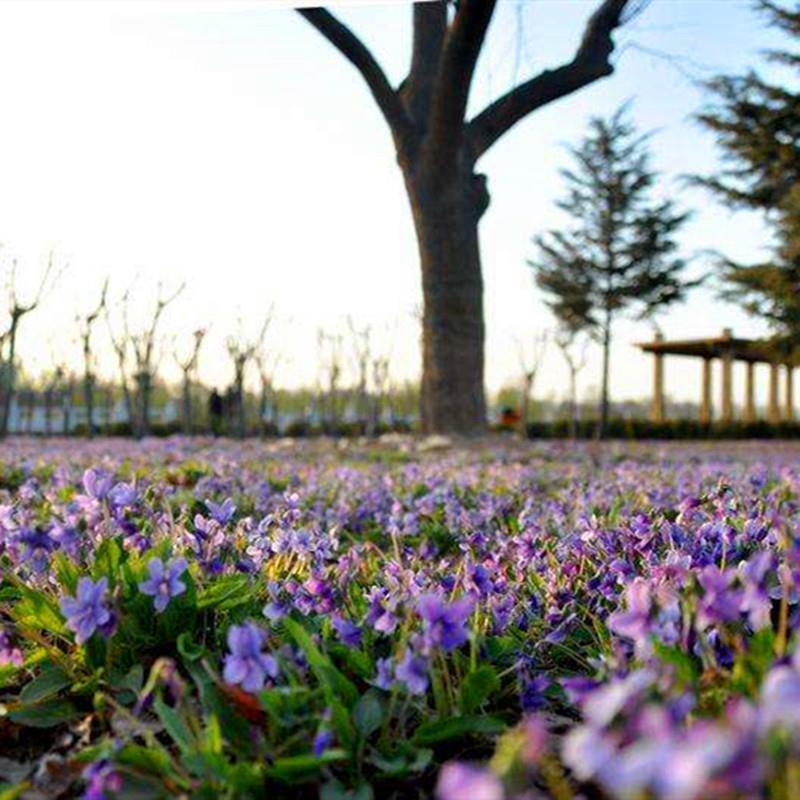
[637,329,799,424]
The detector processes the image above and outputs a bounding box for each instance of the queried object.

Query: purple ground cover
[1,437,800,798]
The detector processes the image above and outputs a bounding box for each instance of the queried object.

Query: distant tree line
[0,272,420,439]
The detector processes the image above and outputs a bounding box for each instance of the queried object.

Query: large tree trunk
[406,168,488,435]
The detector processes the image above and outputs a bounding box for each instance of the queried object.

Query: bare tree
[78,279,108,438]
[129,283,184,437]
[254,312,285,436]
[102,383,115,434]
[317,329,344,433]
[346,317,372,433]
[174,328,207,435]
[226,316,268,439]
[370,354,391,434]
[514,330,548,436]
[43,366,64,436]
[555,327,589,438]
[61,373,76,436]
[0,256,60,437]
[106,291,135,434]
[300,0,641,434]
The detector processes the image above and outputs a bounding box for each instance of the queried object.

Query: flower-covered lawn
[2,437,800,799]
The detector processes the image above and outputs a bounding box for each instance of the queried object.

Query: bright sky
[0,0,788,408]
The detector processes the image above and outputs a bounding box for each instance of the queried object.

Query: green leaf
[8,698,78,728]
[11,586,64,635]
[204,714,223,755]
[0,783,29,800]
[329,698,356,751]
[115,744,173,777]
[52,553,79,594]
[153,698,193,755]
[321,778,374,800]
[266,750,348,781]
[196,575,251,611]
[459,666,500,713]
[93,537,124,583]
[176,632,204,662]
[652,641,699,686]
[19,665,71,704]
[353,691,383,738]
[283,617,358,708]
[412,715,506,746]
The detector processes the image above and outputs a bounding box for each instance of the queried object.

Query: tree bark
[406,168,487,434]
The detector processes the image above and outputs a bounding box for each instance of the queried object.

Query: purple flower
[223,621,279,693]
[108,482,137,509]
[82,758,122,800]
[332,615,362,648]
[608,578,651,641]
[138,557,188,613]
[759,664,800,732]
[372,657,394,690]
[697,566,741,627]
[312,728,334,756]
[520,674,550,712]
[395,648,429,695]
[82,468,114,501]
[17,527,54,573]
[0,628,23,666]
[60,577,114,645]
[417,593,474,652]
[206,497,236,525]
[436,763,504,800]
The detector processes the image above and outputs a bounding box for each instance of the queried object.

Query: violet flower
[417,593,474,652]
[436,763,504,800]
[138,556,188,613]
[60,577,115,645]
[223,621,279,693]
[395,648,429,695]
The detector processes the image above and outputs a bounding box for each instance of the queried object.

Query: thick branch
[401,2,448,125]
[299,7,416,152]
[425,0,497,175]
[467,0,633,160]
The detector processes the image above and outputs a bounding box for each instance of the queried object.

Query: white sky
[0,0,787,408]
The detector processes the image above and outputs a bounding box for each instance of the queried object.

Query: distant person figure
[209,389,223,436]
[499,406,521,431]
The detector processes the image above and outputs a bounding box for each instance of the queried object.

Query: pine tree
[696,0,800,341]
[529,106,694,437]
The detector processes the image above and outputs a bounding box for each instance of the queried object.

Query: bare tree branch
[400,1,448,125]
[425,0,497,175]
[467,0,637,161]
[298,7,416,152]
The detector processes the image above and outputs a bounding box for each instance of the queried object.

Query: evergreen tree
[696,1,800,340]
[529,106,694,437]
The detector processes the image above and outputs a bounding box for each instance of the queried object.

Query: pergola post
[786,365,794,421]
[700,357,713,424]
[651,350,665,423]
[744,361,756,423]
[721,353,733,424]
[768,363,781,424]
